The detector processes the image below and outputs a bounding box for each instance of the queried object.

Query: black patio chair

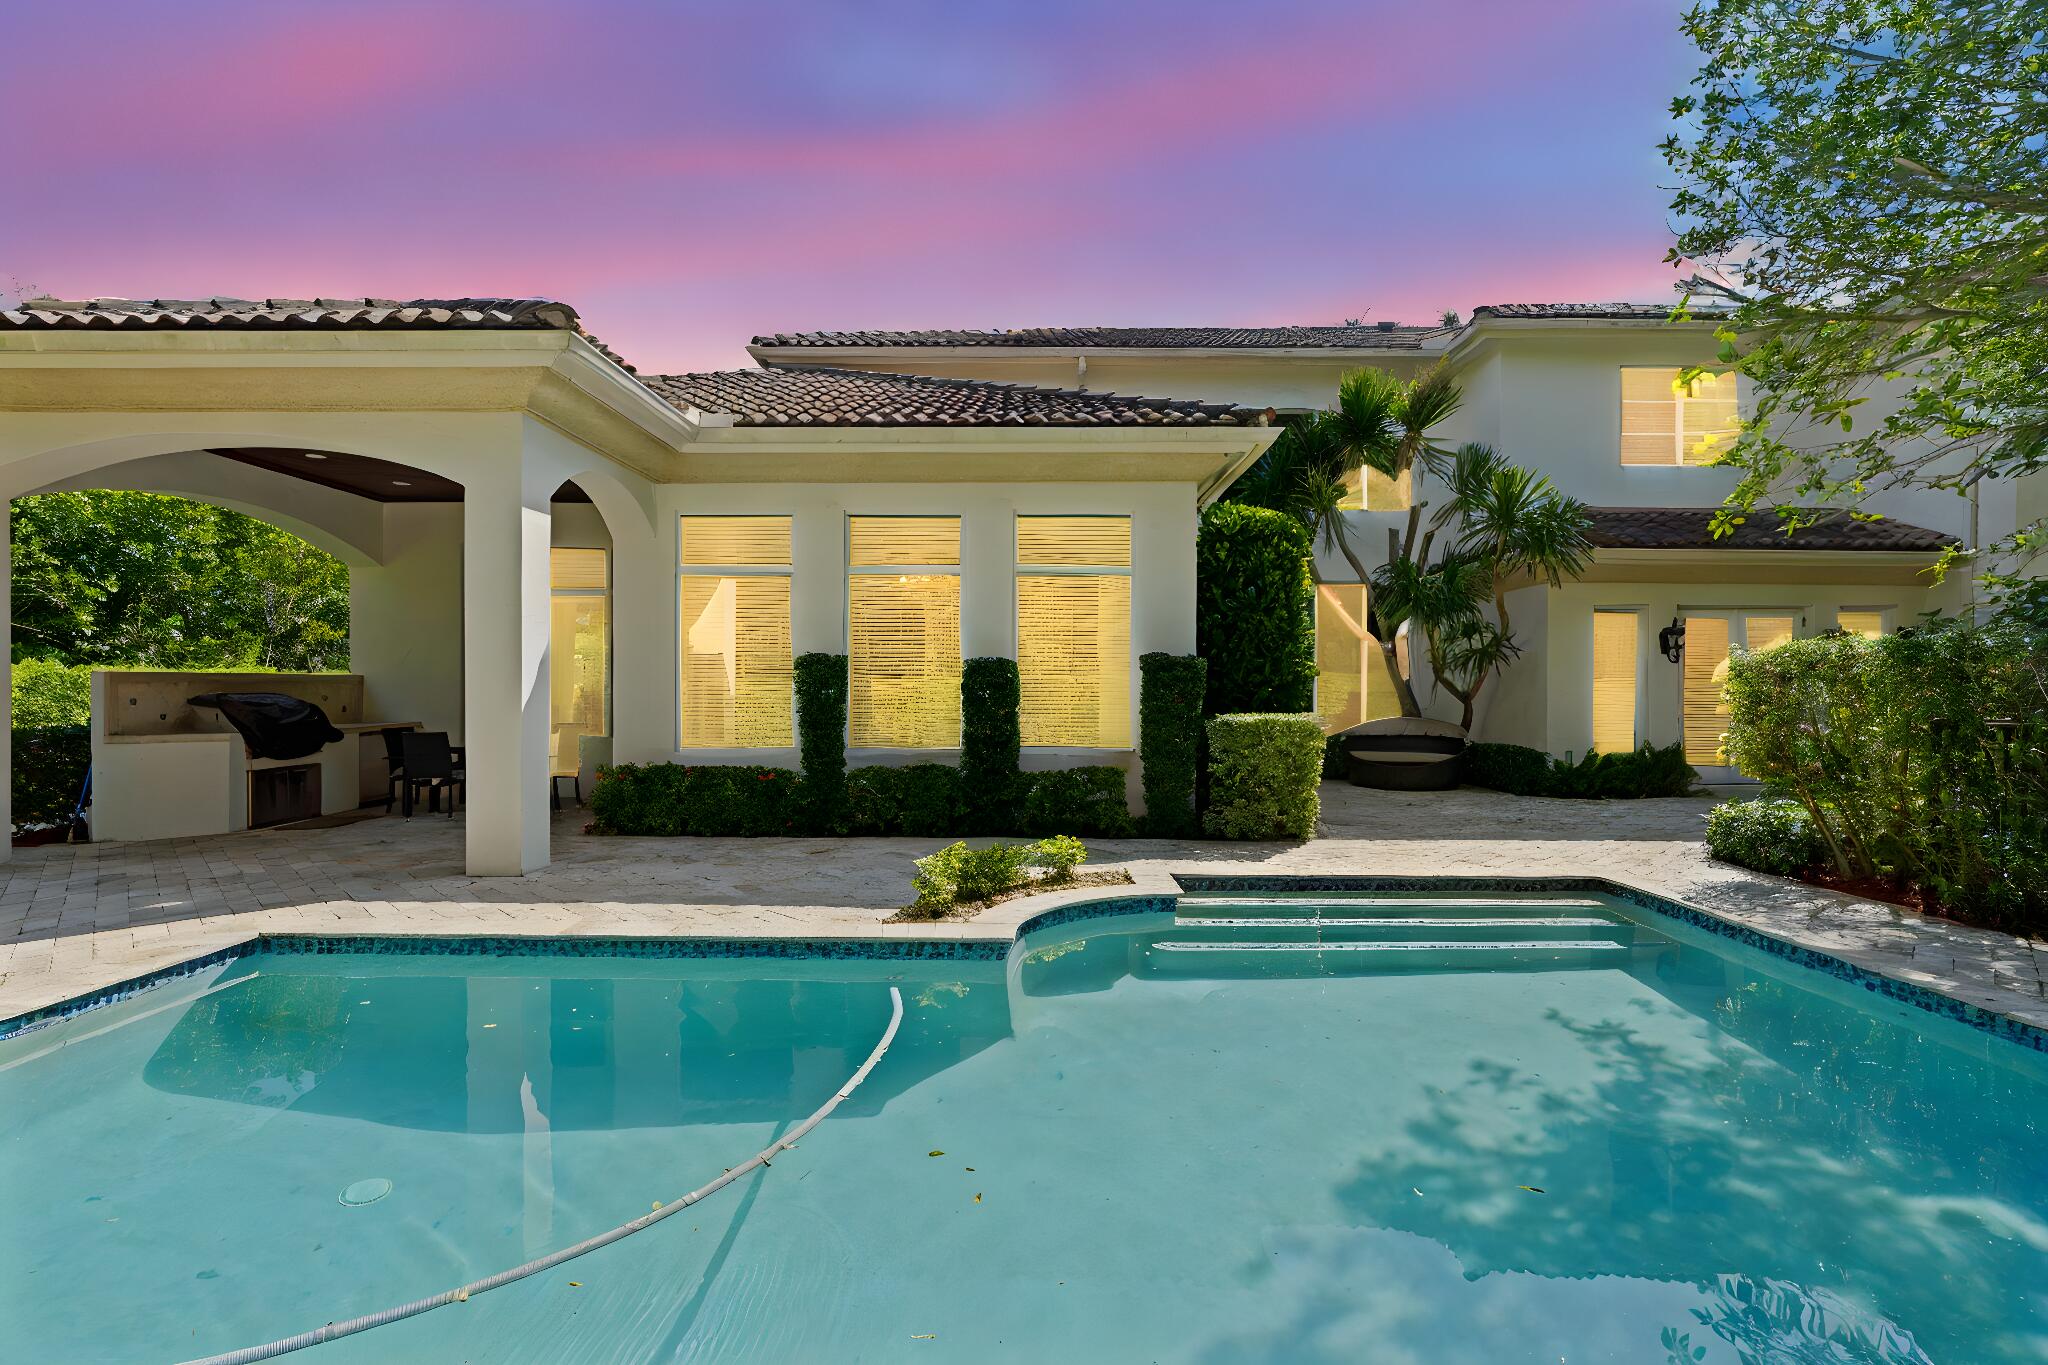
[378,728,408,810]
[400,731,464,818]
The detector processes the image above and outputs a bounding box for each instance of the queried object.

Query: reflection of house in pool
[143,956,1010,1134]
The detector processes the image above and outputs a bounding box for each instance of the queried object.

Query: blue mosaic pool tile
[0,893,1175,1038]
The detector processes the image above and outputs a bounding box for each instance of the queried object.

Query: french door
[1680,611,1800,777]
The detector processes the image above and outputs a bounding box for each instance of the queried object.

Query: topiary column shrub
[793,652,848,833]
[960,656,1023,831]
[1138,652,1205,836]
[1203,713,1325,840]
[1195,503,1316,716]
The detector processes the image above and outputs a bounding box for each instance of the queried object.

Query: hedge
[1704,798,1825,878]
[960,656,1024,831]
[1722,622,2047,927]
[1138,653,1205,836]
[1203,713,1323,840]
[588,763,803,837]
[1463,741,1697,800]
[1195,503,1316,717]
[13,725,89,834]
[845,763,966,837]
[13,657,92,730]
[794,653,849,831]
[1021,766,1134,838]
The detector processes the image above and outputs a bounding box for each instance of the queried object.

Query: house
[0,297,1277,874]
[752,306,2041,781]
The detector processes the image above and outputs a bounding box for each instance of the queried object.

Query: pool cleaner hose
[181,985,905,1365]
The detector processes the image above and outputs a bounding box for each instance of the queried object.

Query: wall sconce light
[1658,617,1686,663]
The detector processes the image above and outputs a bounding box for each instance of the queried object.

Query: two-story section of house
[752,305,2036,780]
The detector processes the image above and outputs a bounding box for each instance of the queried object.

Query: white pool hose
[181,985,904,1365]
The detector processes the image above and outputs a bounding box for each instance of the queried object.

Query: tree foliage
[11,491,349,671]
[1663,0,2048,593]
[1243,367,1591,728]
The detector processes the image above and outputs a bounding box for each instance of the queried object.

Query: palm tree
[1238,366,1590,729]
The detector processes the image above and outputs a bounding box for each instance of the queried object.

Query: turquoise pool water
[4,892,2046,1363]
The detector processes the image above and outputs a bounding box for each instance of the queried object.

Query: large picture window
[1016,516,1132,748]
[849,516,961,748]
[550,548,610,740]
[1621,367,1739,466]
[678,516,792,748]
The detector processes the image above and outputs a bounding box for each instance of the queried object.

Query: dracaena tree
[1663,0,2048,601]
[1238,367,1592,729]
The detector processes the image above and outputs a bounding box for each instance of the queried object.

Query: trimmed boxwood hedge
[1021,766,1134,838]
[589,762,802,836]
[1195,503,1315,717]
[1203,713,1324,840]
[960,656,1024,831]
[846,763,966,837]
[794,652,849,830]
[1138,652,1205,836]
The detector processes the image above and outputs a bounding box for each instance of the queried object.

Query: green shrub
[960,657,1024,831]
[911,835,1091,909]
[1027,834,1087,881]
[1203,713,1324,840]
[1021,766,1133,838]
[12,657,92,729]
[1704,798,1826,877]
[589,763,802,836]
[1723,621,2047,926]
[1195,503,1316,716]
[793,653,848,833]
[1138,652,1205,835]
[13,725,89,833]
[1462,742,1553,795]
[1462,740,1697,800]
[845,764,965,837]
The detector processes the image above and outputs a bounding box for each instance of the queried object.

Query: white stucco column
[961,503,1012,659]
[602,493,670,766]
[460,425,554,875]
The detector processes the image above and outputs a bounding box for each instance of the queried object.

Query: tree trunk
[1333,522,1422,718]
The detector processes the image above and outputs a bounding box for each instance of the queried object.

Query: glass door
[1680,611,1798,777]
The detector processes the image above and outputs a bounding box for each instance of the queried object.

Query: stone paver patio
[3,784,2044,1032]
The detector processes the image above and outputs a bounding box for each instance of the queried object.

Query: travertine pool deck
[4,783,2044,1032]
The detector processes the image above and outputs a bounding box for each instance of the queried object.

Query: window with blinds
[1314,583,1401,734]
[1590,611,1638,754]
[849,516,961,748]
[1016,516,1132,748]
[1837,610,1888,639]
[1621,367,1740,466]
[678,516,793,747]
[550,548,609,738]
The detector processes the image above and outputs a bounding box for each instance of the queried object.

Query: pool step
[1175,896,1607,922]
[1135,937,1630,977]
[1163,917,1633,945]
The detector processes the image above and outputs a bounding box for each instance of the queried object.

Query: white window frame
[675,515,793,752]
[551,546,612,738]
[1013,514,1135,751]
[1590,607,1645,753]
[1619,366,1742,467]
[846,514,964,752]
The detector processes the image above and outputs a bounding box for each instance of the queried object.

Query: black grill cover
[189,693,345,760]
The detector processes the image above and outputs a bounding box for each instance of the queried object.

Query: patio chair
[399,731,464,818]
[378,727,408,810]
[550,723,585,810]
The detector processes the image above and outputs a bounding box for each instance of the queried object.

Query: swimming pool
[5,885,2046,1362]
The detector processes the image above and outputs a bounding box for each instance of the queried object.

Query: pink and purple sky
[1,0,1698,373]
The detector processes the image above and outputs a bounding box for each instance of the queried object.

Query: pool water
[4,892,2047,1363]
